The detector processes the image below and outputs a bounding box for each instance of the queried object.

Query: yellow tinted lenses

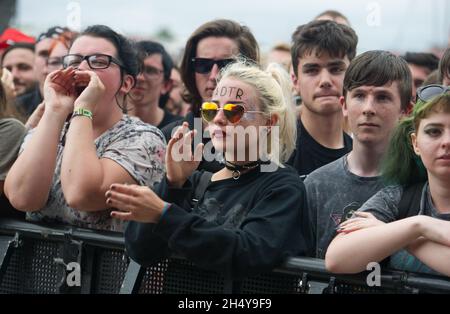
[201,102,245,123]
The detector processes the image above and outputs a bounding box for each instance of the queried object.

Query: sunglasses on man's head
[416,84,450,103]
[192,58,235,74]
[201,102,265,124]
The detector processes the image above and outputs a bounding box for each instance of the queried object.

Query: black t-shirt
[157,109,183,130]
[125,165,314,280]
[287,120,353,177]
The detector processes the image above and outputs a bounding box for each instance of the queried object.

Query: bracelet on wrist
[161,202,172,217]
[72,108,93,120]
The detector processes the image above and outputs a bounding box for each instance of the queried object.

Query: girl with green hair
[325,90,450,277]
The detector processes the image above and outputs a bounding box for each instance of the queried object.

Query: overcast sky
[13,0,450,54]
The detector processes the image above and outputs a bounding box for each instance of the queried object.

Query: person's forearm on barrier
[407,238,450,277]
[406,217,450,277]
[325,216,424,274]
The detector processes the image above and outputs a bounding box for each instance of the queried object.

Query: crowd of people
[1,9,450,284]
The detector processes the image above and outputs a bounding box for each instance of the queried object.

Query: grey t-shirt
[304,155,385,258]
[22,115,166,232]
[359,183,450,275]
[0,118,26,180]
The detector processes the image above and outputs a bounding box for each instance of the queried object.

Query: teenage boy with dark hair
[288,20,358,177]
[304,50,412,258]
[401,52,439,94]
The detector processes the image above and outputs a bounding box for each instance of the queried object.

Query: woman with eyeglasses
[105,60,313,283]
[4,25,166,231]
[160,19,260,173]
[326,88,450,277]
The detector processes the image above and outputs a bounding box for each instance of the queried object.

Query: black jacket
[125,165,313,280]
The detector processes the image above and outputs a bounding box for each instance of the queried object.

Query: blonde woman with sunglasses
[106,61,313,283]
[160,19,260,174]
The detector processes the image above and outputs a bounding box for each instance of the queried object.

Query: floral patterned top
[22,115,166,232]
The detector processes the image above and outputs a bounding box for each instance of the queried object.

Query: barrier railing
[1,218,449,294]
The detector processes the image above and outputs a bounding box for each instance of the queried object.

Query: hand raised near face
[1,67,16,100]
[73,70,106,112]
[166,122,204,188]
[43,67,77,118]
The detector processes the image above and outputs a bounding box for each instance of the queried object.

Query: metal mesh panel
[334,283,395,294]
[0,230,434,294]
[0,238,61,294]
[93,248,129,294]
[0,238,24,294]
[240,272,304,294]
[139,258,226,294]
[138,259,168,294]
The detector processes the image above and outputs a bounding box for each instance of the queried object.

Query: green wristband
[72,108,93,120]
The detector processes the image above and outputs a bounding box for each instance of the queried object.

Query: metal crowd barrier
[1,218,450,294]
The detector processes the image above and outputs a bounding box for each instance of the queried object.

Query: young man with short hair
[304,50,412,258]
[401,52,439,95]
[288,20,358,177]
[129,41,181,129]
[1,43,36,98]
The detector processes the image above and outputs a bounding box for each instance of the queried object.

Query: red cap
[0,28,36,49]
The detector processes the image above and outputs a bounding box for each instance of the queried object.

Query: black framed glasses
[63,54,124,70]
[191,58,235,74]
[416,84,450,102]
[201,102,265,124]
[141,65,164,79]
